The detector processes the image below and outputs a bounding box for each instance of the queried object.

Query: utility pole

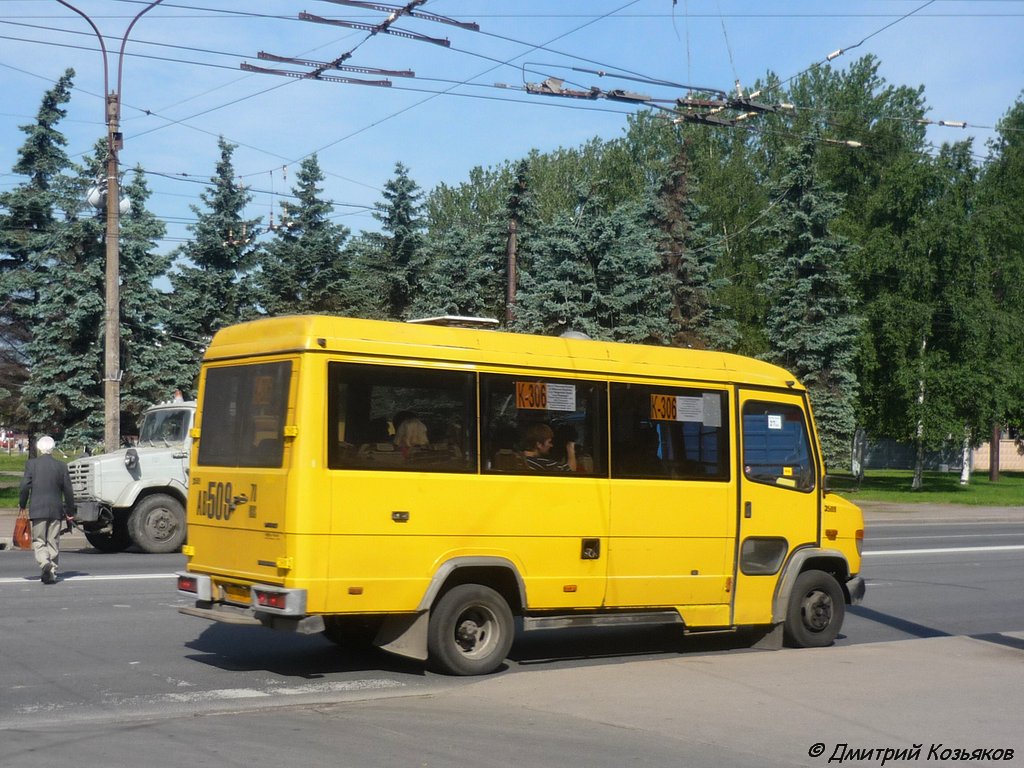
[56,0,167,452]
[504,162,529,327]
[505,217,517,326]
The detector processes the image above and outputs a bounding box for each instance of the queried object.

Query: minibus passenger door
[733,390,820,626]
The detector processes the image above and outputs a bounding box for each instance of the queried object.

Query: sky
[1,0,1022,257]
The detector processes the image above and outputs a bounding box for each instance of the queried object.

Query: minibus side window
[741,401,815,492]
[481,374,607,476]
[197,362,292,468]
[327,362,476,473]
[609,383,730,481]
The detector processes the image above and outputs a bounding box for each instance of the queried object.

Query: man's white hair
[37,435,55,454]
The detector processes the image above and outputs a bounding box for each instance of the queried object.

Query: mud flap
[752,622,783,650]
[375,611,430,661]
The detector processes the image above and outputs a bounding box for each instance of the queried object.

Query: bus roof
[204,315,803,391]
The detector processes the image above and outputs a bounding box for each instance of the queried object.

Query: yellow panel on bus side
[605,479,734,611]
[324,471,610,613]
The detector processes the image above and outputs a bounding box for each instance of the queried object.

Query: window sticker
[651,392,722,426]
[515,381,577,412]
[768,414,783,430]
[649,393,677,421]
[703,393,722,427]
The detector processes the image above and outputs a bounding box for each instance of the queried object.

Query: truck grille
[68,462,94,499]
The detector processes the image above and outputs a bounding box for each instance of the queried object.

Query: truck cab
[68,402,195,553]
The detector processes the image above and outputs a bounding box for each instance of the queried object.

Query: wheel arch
[375,557,526,664]
[418,556,526,614]
[131,484,188,510]
[121,482,188,512]
[770,548,852,624]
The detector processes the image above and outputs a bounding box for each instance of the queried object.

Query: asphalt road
[1,506,1022,767]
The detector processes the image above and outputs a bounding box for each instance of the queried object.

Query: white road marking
[0,573,177,584]
[865,545,1024,556]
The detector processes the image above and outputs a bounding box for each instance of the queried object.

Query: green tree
[754,135,861,469]
[357,162,425,320]
[0,70,77,437]
[255,154,352,315]
[918,143,992,484]
[118,166,183,416]
[18,139,106,443]
[411,225,498,318]
[166,137,260,385]
[649,143,737,350]
[977,95,1024,453]
[516,199,675,343]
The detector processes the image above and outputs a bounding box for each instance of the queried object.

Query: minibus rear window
[198,361,292,468]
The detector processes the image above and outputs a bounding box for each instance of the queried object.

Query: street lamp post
[57,0,167,452]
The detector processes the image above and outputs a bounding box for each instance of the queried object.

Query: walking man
[18,435,75,584]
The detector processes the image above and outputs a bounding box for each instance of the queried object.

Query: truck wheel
[783,569,845,648]
[129,494,186,554]
[427,584,514,676]
[84,521,131,553]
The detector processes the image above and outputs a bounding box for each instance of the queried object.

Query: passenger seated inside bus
[522,423,576,472]
[395,417,430,458]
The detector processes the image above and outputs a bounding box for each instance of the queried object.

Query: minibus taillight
[254,589,288,610]
[855,529,864,556]
[178,574,198,594]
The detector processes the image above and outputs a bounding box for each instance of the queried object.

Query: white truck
[68,401,194,554]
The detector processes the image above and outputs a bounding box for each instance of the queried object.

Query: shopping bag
[13,511,32,550]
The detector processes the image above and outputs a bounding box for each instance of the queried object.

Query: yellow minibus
[177,315,865,675]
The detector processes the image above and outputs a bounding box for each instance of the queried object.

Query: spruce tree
[0,70,78,437]
[416,160,531,323]
[754,136,861,469]
[515,210,598,338]
[255,155,351,315]
[517,198,675,343]
[118,166,183,414]
[593,201,676,344]
[650,144,737,350]
[167,137,260,385]
[411,225,495,319]
[359,162,425,320]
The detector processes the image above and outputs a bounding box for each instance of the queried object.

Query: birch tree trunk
[960,425,971,485]
[912,336,927,491]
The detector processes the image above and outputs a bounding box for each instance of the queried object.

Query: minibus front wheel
[783,569,845,648]
[427,584,514,676]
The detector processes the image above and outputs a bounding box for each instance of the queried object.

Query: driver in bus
[522,423,576,472]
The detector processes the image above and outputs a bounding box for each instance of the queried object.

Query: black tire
[129,494,186,554]
[84,521,131,553]
[427,584,514,676]
[322,616,384,648]
[783,569,845,648]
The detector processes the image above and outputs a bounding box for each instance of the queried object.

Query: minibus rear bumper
[176,572,325,634]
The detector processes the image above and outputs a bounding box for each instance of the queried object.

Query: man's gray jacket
[19,454,75,521]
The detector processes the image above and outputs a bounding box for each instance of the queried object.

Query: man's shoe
[41,564,57,584]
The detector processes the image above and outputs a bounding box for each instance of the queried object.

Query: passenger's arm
[565,441,577,472]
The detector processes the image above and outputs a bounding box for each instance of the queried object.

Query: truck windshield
[138,409,190,445]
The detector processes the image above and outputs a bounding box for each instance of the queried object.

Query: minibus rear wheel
[783,569,845,648]
[427,584,514,676]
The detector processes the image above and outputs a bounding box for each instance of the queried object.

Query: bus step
[522,611,684,632]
